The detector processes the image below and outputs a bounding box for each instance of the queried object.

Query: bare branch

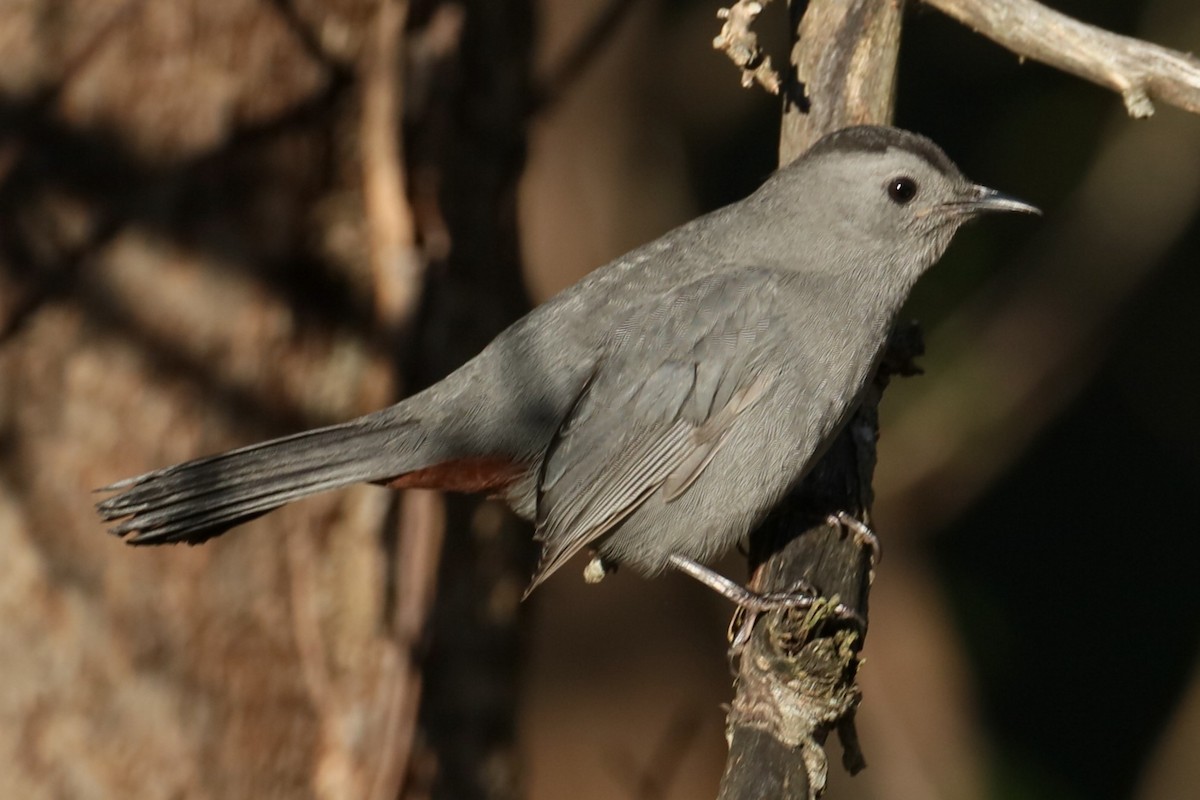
[781,0,904,162]
[925,0,1200,118]
[361,0,424,334]
[369,489,447,800]
[713,1,782,94]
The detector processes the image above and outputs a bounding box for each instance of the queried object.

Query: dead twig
[361,0,424,335]
[713,0,781,94]
[719,2,909,797]
[286,516,373,800]
[925,0,1200,117]
[369,489,446,800]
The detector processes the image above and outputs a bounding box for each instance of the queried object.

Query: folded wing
[528,268,791,590]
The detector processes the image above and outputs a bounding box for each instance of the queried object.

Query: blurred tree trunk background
[2,1,1200,800]
[0,1,535,798]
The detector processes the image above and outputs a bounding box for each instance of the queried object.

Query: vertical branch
[362,0,424,333]
[404,3,537,799]
[718,2,907,798]
[363,2,433,794]
[360,3,450,795]
[780,0,904,162]
[370,489,448,800]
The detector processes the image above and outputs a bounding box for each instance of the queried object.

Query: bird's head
[757,125,1039,286]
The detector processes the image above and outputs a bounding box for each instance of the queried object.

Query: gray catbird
[97,126,1037,606]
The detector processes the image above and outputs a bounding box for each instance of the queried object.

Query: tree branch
[406,4,538,798]
[716,0,1200,796]
[713,0,783,94]
[780,0,903,162]
[362,0,424,337]
[924,0,1200,118]
[718,3,906,797]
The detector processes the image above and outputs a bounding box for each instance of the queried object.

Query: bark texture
[0,1,533,798]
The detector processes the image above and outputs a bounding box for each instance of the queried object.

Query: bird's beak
[965,184,1041,216]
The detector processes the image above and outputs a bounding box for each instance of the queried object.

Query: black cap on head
[805,125,960,179]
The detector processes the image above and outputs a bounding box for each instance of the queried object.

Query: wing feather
[527,268,789,591]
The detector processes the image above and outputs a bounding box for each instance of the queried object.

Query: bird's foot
[826,510,881,570]
[667,554,864,637]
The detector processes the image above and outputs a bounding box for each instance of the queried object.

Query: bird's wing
[529,267,792,590]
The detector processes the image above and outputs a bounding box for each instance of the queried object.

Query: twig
[924,0,1200,118]
[361,0,424,335]
[713,0,782,94]
[393,490,447,646]
[368,646,419,800]
[360,4,450,793]
[401,5,466,265]
[286,515,371,799]
[369,490,446,800]
[399,4,537,797]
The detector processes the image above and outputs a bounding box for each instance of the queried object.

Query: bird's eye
[887,176,918,204]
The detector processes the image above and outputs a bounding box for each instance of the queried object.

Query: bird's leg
[724,573,820,652]
[827,510,881,568]
[667,554,863,628]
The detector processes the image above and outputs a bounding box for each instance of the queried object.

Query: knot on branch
[713,1,781,94]
[727,613,865,796]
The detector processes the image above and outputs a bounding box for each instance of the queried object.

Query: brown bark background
[2,1,1200,799]
[0,1,536,798]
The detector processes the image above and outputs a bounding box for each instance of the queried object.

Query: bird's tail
[96,413,422,545]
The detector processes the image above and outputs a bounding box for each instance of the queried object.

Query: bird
[96,125,1038,608]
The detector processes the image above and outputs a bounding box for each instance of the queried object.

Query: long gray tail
[96,412,421,545]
